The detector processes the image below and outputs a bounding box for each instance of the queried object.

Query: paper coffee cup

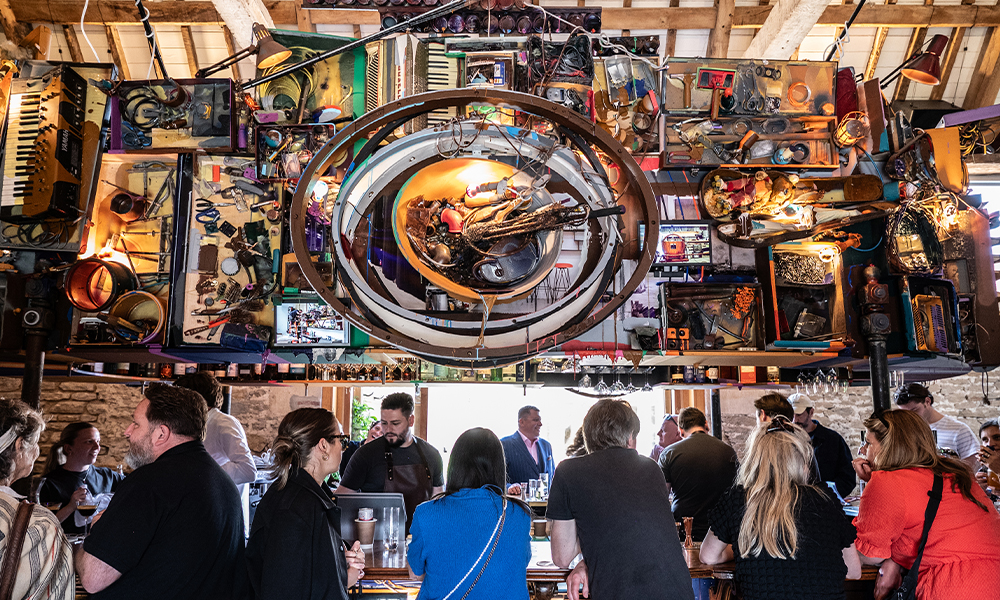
[356,518,377,547]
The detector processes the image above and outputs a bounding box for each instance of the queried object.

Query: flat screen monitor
[639,221,713,267]
[274,302,350,346]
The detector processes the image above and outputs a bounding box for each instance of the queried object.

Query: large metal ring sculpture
[290,89,657,367]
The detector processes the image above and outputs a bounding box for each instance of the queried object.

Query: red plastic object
[441,208,463,233]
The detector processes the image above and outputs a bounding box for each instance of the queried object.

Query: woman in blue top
[408,427,532,600]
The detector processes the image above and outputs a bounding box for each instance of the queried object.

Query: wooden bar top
[362,540,879,582]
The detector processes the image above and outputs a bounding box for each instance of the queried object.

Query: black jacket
[246,468,350,600]
[810,421,857,499]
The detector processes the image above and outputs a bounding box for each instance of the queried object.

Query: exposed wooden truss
[62,25,83,62]
[11,2,1000,29]
[181,26,200,77]
[707,0,735,58]
[742,0,831,60]
[104,24,130,80]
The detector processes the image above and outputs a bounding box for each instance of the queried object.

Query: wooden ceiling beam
[742,0,831,60]
[892,26,927,102]
[62,24,83,62]
[932,0,977,102]
[180,25,199,78]
[963,26,1000,109]
[104,24,130,80]
[707,0,735,57]
[0,0,32,45]
[664,0,680,57]
[10,2,1000,29]
[223,25,241,81]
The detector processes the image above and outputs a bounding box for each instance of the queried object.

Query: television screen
[640,221,712,266]
[274,302,350,346]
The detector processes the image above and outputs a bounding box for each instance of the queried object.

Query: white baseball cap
[787,393,813,414]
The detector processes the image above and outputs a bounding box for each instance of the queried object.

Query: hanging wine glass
[797,372,809,395]
[594,371,610,395]
[611,370,626,394]
[579,373,592,389]
[626,372,637,394]
[810,371,822,396]
[642,368,653,392]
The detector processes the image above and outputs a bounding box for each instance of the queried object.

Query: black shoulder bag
[893,473,943,600]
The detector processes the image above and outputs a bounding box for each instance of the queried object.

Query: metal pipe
[243,0,470,90]
[221,385,232,414]
[868,335,891,413]
[711,388,722,439]
[21,332,46,410]
[825,0,868,61]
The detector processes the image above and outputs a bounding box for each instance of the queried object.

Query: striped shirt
[0,487,74,600]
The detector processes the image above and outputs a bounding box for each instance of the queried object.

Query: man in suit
[501,406,556,493]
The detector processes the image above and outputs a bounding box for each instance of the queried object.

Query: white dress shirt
[205,407,257,536]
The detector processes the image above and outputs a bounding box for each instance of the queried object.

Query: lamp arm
[196,45,256,79]
[878,54,920,89]
[243,0,471,90]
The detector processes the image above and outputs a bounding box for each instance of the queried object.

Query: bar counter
[363,540,881,582]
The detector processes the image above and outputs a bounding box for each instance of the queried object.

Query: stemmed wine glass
[642,368,653,392]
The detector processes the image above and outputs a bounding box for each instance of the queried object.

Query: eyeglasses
[766,415,796,434]
[329,435,351,447]
[664,415,677,426]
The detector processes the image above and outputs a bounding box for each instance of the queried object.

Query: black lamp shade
[252,24,292,70]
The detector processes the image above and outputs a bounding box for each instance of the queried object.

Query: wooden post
[742,0,832,60]
[664,0,680,58]
[295,4,316,33]
[335,387,352,437]
[0,0,31,46]
[707,0,735,58]
[181,25,199,77]
[963,25,1000,109]
[223,25,241,81]
[63,25,84,62]
[105,25,131,80]
[414,386,429,440]
[893,2,933,104]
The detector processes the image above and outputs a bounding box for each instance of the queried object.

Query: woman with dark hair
[39,422,124,534]
[701,418,861,600]
[246,408,366,600]
[0,398,74,599]
[408,427,532,600]
[852,409,1000,600]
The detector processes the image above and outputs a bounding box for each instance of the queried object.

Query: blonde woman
[853,409,1000,600]
[701,417,861,599]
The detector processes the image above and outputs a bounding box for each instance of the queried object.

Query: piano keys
[1,65,88,220]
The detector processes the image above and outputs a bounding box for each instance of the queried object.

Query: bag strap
[0,500,35,600]
[898,473,944,593]
[459,497,506,600]
[441,495,507,600]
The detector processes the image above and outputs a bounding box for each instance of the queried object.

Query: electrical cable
[80,0,99,61]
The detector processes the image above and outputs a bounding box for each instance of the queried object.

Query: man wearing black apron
[337,392,444,532]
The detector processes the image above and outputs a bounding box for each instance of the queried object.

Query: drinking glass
[383,507,400,550]
[528,479,540,500]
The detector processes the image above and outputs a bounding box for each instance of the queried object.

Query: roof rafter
[742,0,831,60]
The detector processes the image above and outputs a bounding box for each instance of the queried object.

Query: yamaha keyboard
[1,65,87,220]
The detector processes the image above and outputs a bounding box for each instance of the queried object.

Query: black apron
[384,440,433,533]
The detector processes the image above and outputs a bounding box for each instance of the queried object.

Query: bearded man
[74,384,245,599]
[337,392,444,532]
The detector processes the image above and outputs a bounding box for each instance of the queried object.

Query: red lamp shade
[901,34,949,85]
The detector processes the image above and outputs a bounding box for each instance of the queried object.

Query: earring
[322,454,329,461]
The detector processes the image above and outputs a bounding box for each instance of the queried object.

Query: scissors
[195,199,237,211]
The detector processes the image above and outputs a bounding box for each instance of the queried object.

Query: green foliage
[351,399,377,442]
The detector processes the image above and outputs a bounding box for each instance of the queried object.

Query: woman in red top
[853,409,1000,600]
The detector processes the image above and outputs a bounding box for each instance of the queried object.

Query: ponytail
[270,409,338,490]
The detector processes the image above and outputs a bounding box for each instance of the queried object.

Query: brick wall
[5,370,996,478]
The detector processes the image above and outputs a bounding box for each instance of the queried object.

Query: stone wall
[719,372,1000,495]
[7,369,998,477]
